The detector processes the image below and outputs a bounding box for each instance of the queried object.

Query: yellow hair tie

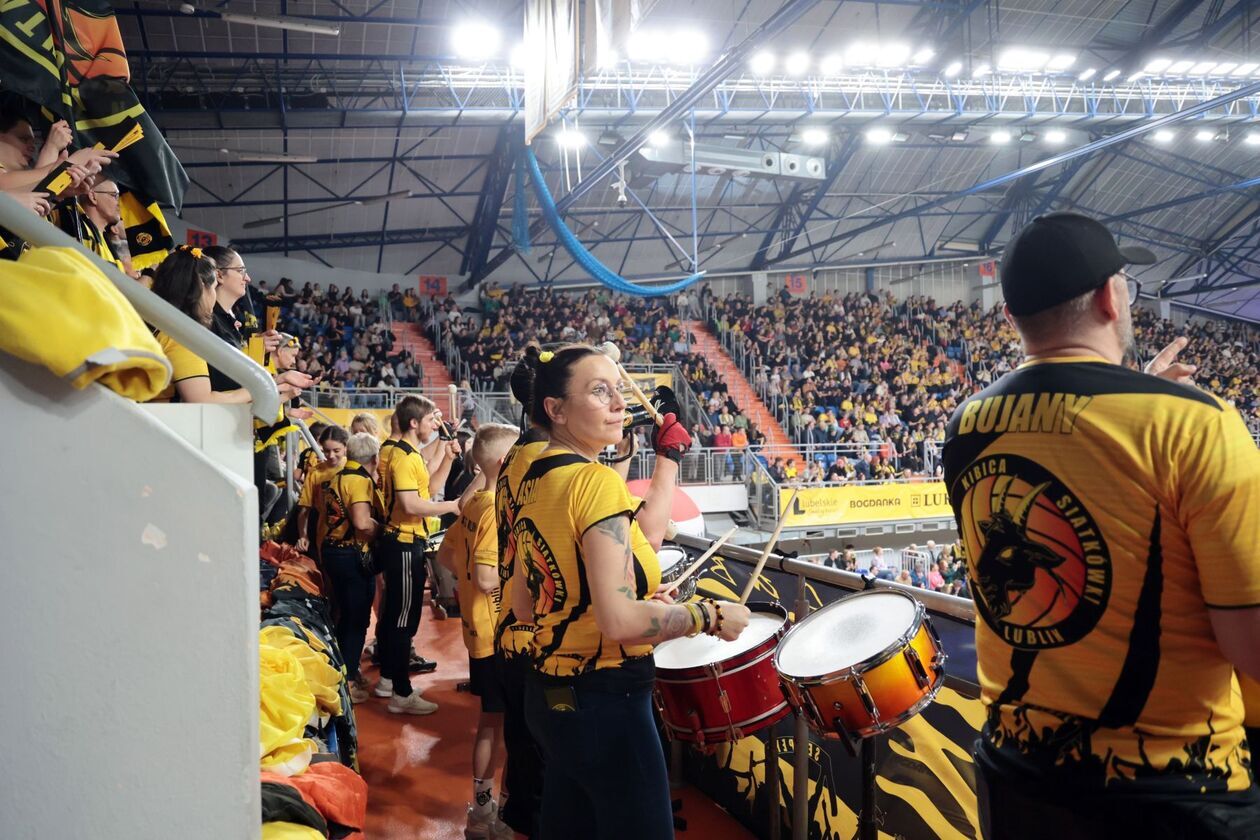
[538,350,554,363]
[177,245,204,259]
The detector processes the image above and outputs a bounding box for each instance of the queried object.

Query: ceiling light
[1078,67,1097,81]
[510,44,527,69]
[234,152,319,163]
[669,30,708,63]
[1194,128,1214,142]
[1245,133,1260,146]
[846,42,879,67]
[1151,129,1175,143]
[876,43,912,68]
[891,132,910,143]
[1189,61,1217,75]
[596,48,619,69]
[819,53,843,75]
[1143,58,1173,74]
[801,127,829,146]
[1018,131,1037,143]
[1127,72,1146,82]
[943,60,962,78]
[627,31,662,62]
[1232,62,1258,76]
[913,48,935,65]
[1213,62,1238,75]
[1102,69,1121,81]
[1168,59,1194,74]
[1046,53,1076,71]
[950,129,969,142]
[785,51,810,76]
[648,130,671,147]
[997,48,1048,72]
[216,11,341,36]
[452,21,501,60]
[355,190,412,205]
[750,50,775,75]
[990,130,1012,144]
[865,127,893,145]
[1045,129,1067,144]
[556,129,586,148]
[973,63,991,78]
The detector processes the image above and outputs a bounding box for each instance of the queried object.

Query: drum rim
[819,674,946,740]
[773,589,928,682]
[654,600,789,675]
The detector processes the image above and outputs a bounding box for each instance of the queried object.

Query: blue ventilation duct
[512,152,531,255]
[524,148,704,297]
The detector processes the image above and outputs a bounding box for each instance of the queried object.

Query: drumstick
[663,527,738,596]
[738,489,798,605]
[599,340,665,426]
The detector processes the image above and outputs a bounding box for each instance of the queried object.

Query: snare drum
[653,602,791,744]
[774,589,945,740]
[657,545,696,602]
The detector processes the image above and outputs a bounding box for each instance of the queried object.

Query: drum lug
[688,709,706,747]
[854,677,880,725]
[904,644,930,689]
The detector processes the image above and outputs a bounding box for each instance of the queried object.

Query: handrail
[670,531,975,623]
[0,193,280,421]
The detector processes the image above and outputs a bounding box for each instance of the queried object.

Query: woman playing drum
[509,344,751,839]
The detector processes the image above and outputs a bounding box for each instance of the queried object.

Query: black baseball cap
[1000,212,1156,316]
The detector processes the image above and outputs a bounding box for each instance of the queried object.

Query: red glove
[652,412,691,463]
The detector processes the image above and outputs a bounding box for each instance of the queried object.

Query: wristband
[685,603,704,637]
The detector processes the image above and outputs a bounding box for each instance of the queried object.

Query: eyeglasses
[221,265,249,276]
[93,190,120,198]
[588,382,633,405]
[1120,271,1141,307]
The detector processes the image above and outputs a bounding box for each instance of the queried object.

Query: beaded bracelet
[710,600,725,637]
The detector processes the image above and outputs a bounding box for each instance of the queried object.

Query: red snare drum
[653,602,791,744]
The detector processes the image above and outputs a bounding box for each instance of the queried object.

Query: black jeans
[376,533,427,696]
[976,740,1260,840]
[524,664,673,840]
[320,543,375,681]
[499,652,544,838]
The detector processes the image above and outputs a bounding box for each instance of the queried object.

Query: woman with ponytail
[506,343,752,839]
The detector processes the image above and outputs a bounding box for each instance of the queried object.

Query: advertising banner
[779,482,953,527]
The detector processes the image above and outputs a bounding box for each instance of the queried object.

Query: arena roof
[121,0,1260,319]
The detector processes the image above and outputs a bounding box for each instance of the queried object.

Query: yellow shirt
[513,447,661,677]
[152,331,208,402]
[943,356,1260,794]
[452,490,501,659]
[495,441,547,658]
[376,438,401,506]
[319,460,378,547]
[382,439,430,544]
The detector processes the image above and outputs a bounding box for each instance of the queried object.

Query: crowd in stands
[814,542,971,598]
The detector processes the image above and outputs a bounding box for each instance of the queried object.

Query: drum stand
[858,737,880,840]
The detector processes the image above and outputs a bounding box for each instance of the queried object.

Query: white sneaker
[373,677,394,698]
[388,691,438,715]
[465,802,515,839]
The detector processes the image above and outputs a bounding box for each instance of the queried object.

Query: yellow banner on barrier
[779,482,953,527]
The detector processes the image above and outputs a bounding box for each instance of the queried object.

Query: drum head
[657,547,688,576]
[776,591,918,678]
[654,608,785,669]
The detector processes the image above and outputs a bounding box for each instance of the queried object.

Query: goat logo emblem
[960,455,1110,649]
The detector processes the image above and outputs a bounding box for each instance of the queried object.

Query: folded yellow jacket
[260,626,343,716]
[260,642,317,776]
[0,246,170,400]
[261,822,325,840]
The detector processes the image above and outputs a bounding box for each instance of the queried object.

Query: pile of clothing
[259,542,368,839]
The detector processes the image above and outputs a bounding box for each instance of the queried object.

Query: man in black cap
[942,213,1260,838]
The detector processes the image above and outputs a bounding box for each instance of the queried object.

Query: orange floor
[354,607,756,839]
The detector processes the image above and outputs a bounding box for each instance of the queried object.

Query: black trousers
[976,741,1260,840]
[524,667,673,839]
[499,652,544,837]
[376,533,427,697]
[320,543,375,681]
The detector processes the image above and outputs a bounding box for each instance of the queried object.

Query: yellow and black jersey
[495,441,548,657]
[942,355,1260,795]
[512,447,662,677]
[382,439,430,544]
[320,460,380,547]
[297,446,321,480]
[151,331,208,402]
[376,438,401,499]
[452,489,501,660]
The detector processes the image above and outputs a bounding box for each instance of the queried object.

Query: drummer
[508,344,751,839]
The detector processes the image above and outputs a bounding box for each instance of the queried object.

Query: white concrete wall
[0,356,260,840]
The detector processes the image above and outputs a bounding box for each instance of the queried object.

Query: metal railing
[0,193,279,421]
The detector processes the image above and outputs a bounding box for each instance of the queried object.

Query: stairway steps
[396,323,455,391]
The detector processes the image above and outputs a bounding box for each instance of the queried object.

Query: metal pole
[766,722,782,840]
[792,574,812,840]
[283,430,298,507]
[859,737,879,840]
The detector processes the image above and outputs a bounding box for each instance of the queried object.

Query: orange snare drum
[774,589,945,740]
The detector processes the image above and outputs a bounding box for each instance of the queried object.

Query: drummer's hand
[715,602,751,641]
[651,584,676,605]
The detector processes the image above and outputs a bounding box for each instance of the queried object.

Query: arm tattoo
[642,606,693,640]
[617,585,636,601]
[592,515,635,582]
